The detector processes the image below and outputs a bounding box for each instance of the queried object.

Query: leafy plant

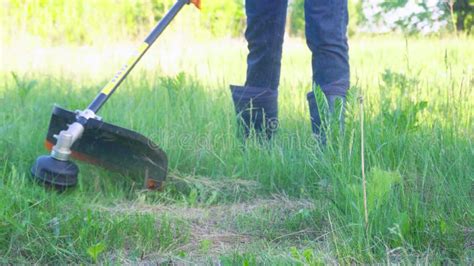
[289,247,323,265]
[86,242,106,262]
[200,239,212,253]
[10,72,37,104]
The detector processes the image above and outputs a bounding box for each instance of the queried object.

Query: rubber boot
[307,90,346,145]
[230,85,278,140]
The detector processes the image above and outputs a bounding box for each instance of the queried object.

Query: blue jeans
[244,0,350,96]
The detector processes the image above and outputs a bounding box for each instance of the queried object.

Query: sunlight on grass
[0,36,473,263]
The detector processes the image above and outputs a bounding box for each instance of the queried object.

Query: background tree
[451,0,473,33]
[370,0,473,34]
[200,0,245,37]
[289,0,365,37]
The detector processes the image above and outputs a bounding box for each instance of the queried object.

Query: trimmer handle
[86,0,200,113]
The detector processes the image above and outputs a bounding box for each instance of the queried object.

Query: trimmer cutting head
[31,106,168,190]
[31,155,79,189]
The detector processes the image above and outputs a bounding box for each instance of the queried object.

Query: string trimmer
[31,0,200,190]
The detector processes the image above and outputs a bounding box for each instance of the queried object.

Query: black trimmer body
[32,106,167,189]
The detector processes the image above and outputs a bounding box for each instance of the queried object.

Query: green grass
[0,0,244,45]
[0,36,473,264]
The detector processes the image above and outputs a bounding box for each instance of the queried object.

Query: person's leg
[244,0,288,89]
[230,0,288,139]
[305,0,349,142]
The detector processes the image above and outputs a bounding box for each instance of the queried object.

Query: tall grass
[0,36,473,263]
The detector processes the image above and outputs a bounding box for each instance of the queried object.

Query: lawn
[0,36,473,264]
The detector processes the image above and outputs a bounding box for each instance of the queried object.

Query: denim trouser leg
[305,0,349,142]
[245,0,288,90]
[229,0,288,139]
[305,0,350,97]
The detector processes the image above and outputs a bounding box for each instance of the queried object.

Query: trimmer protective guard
[44,106,168,189]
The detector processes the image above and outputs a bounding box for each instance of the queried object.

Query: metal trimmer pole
[87,0,190,113]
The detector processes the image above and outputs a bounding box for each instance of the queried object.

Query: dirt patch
[98,195,316,256]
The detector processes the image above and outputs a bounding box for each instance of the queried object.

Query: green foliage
[2,0,175,44]
[10,72,37,104]
[1,0,246,44]
[289,247,324,265]
[373,0,473,34]
[199,239,212,253]
[87,242,106,262]
[289,0,364,37]
[0,164,189,263]
[453,0,474,33]
[380,0,409,10]
[0,37,472,263]
[200,0,245,37]
[379,70,428,132]
[219,252,258,265]
[365,168,402,214]
[348,0,365,36]
[289,0,305,37]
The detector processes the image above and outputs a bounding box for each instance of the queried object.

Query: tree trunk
[454,0,470,32]
[456,12,465,31]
